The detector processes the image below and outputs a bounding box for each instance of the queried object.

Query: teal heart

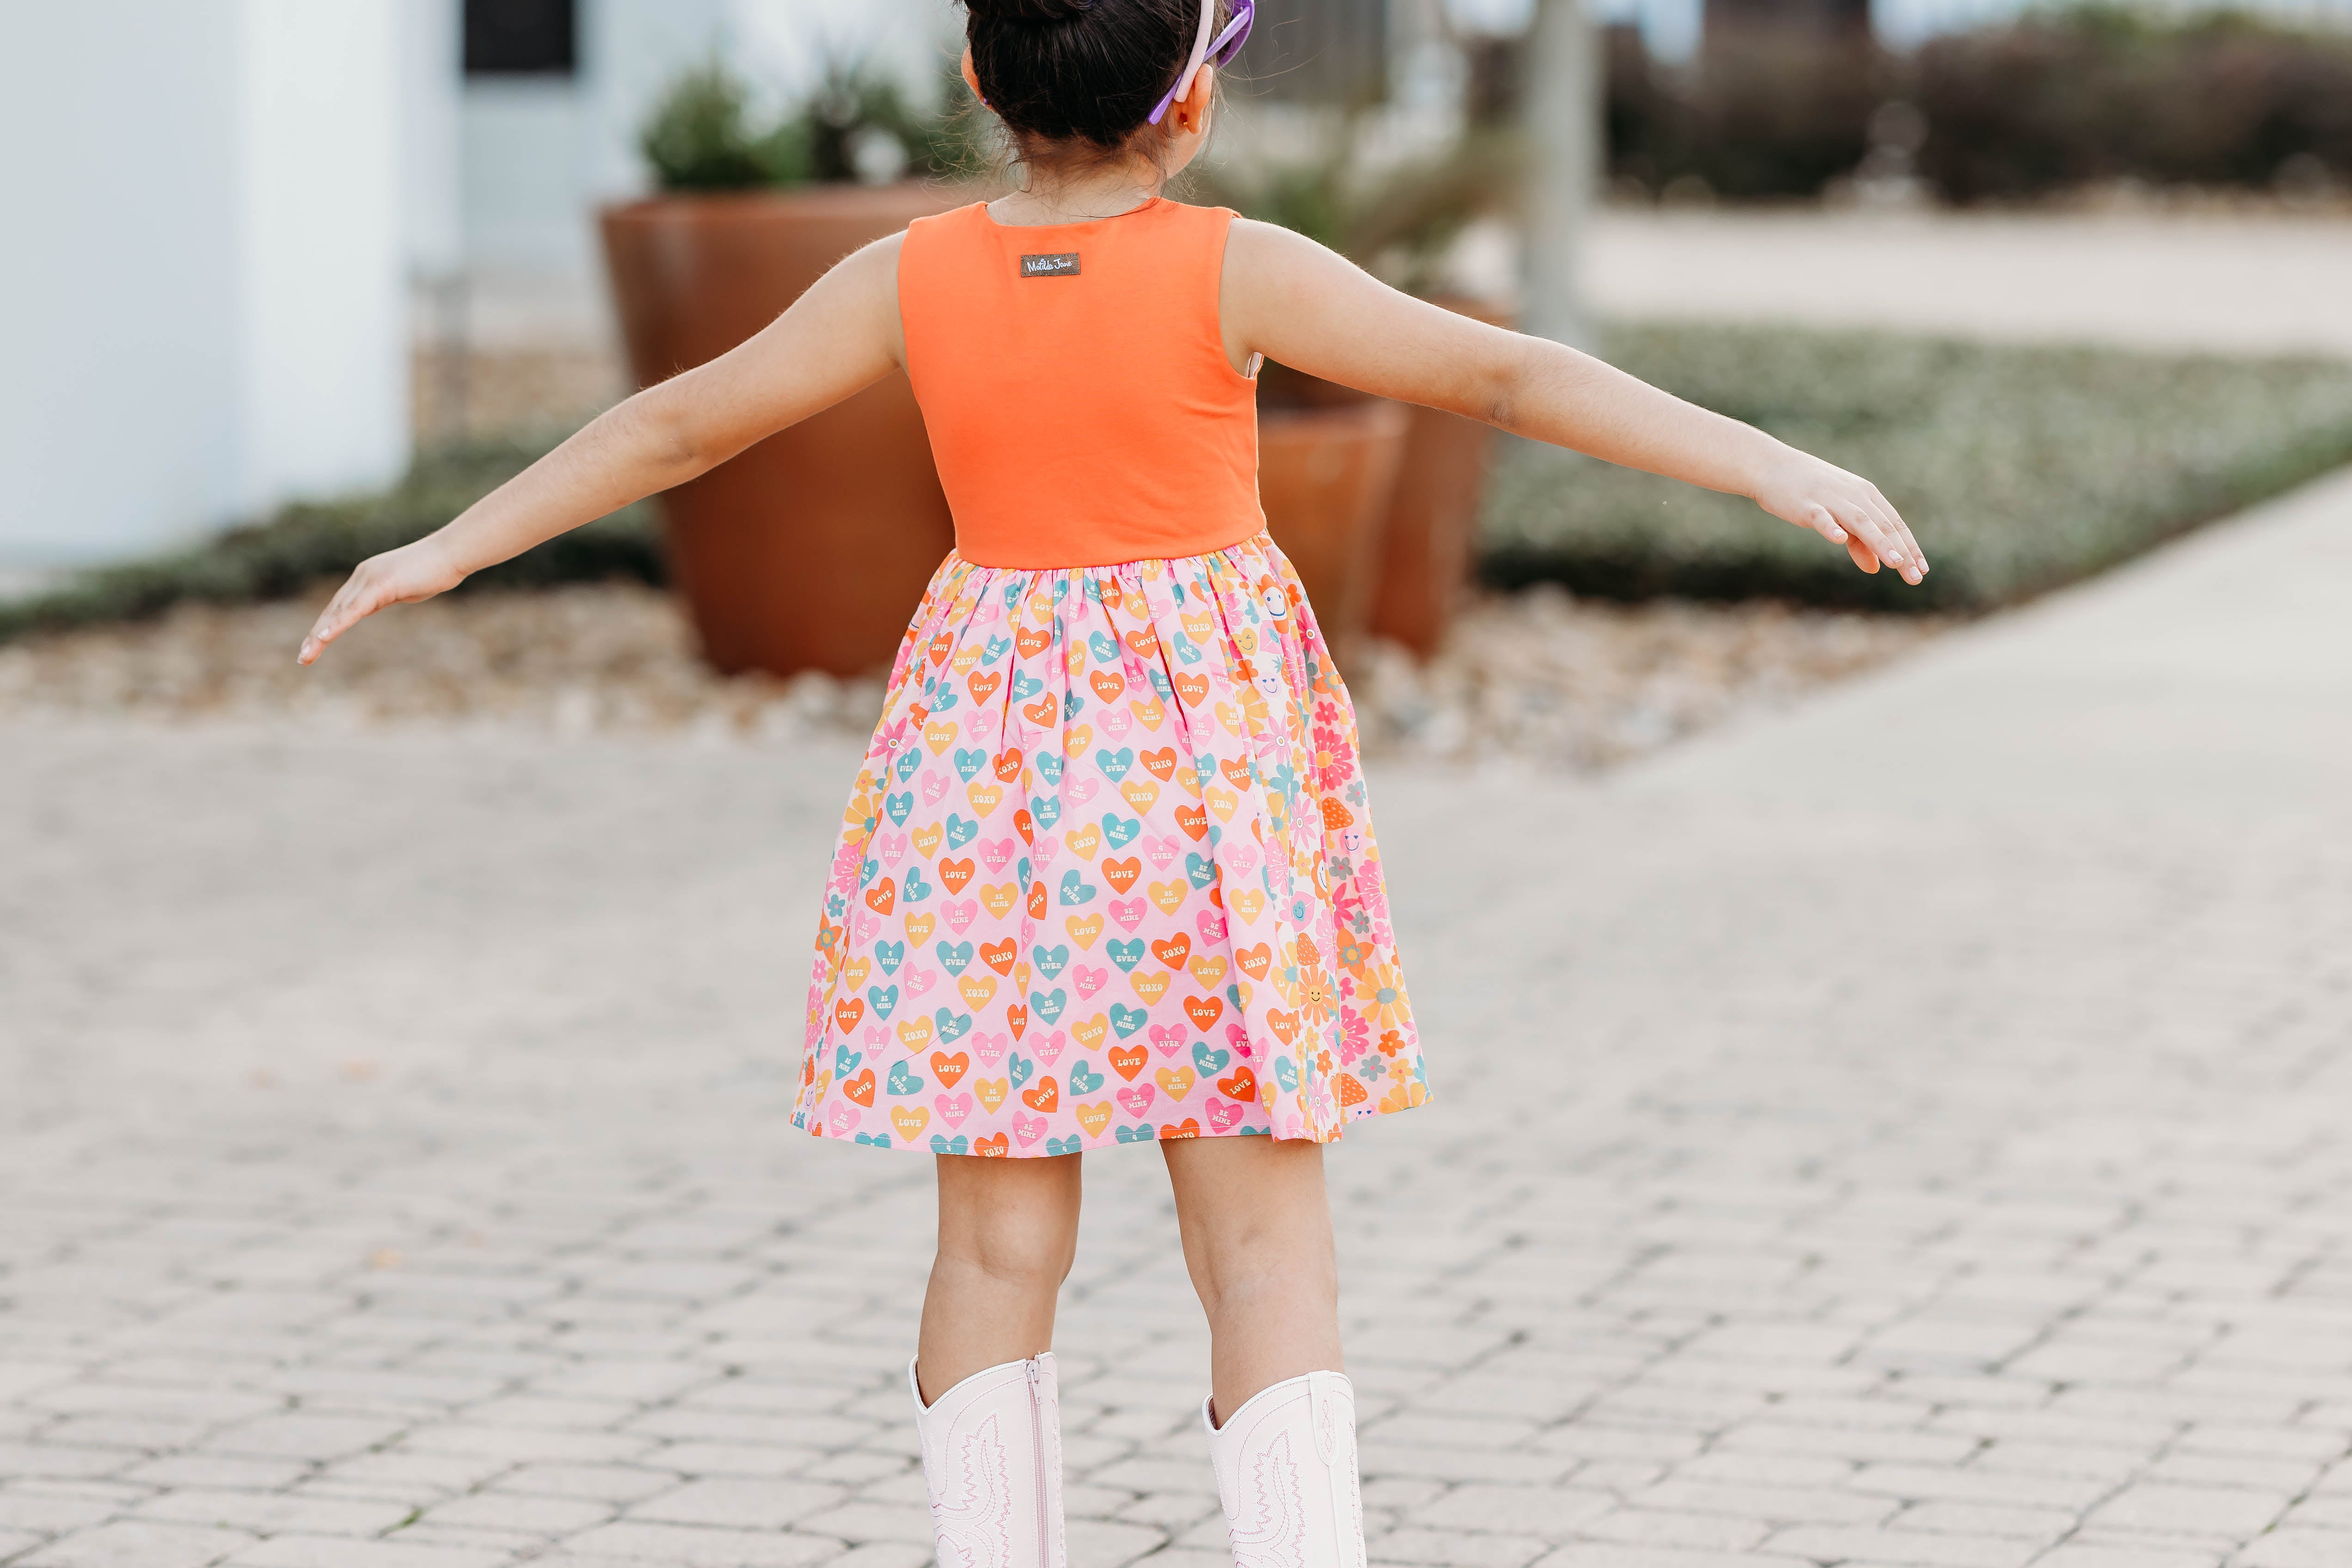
[1031,795,1062,831]
[1015,857,1033,891]
[1186,853,1217,889]
[983,635,1011,664]
[1011,670,1044,701]
[900,865,934,904]
[1115,1123,1159,1144]
[885,792,914,827]
[1095,747,1136,782]
[953,747,987,782]
[1106,937,1145,973]
[1100,813,1141,848]
[885,1061,925,1096]
[866,984,899,1021]
[930,691,959,715]
[1109,1003,1148,1039]
[937,940,974,976]
[931,1133,970,1155]
[1031,943,1070,979]
[1030,987,1067,1023]
[859,857,880,887]
[1227,982,1247,1012]
[934,1008,972,1043]
[1238,1125,1269,1137]
[1273,1057,1299,1092]
[1175,635,1204,665]
[1036,753,1064,785]
[1193,1042,1230,1075]
[894,750,922,784]
[875,939,905,975]
[1068,1060,1103,1094]
[1059,870,1098,906]
[945,815,980,850]
[1046,1134,1084,1157]
[1062,692,1085,721]
[1009,1053,1034,1088]
[855,1132,894,1148]
[1146,668,1174,701]
[833,1046,862,1076]
[1088,631,1120,664]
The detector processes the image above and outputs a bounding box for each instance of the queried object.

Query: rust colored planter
[600,183,967,678]
[1258,401,1410,671]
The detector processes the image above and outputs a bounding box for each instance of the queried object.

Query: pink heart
[1066,777,1100,806]
[980,837,1017,871]
[935,1092,973,1127]
[1145,835,1181,870]
[828,1102,860,1134]
[1032,1029,1068,1066]
[973,599,1000,624]
[1073,965,1108,998]
[1224,843,1259,877]
[967,706,1000,741]
[1115,1084,1158,1118]
[1196,909,1228,943]
[1109,898,1148,932]
[865,1025,889,1048]
[1013,1111,1047,1147]
[902,967,939,998]
[853,913,882,944]
[1225,1023,1252,1059]
[921,772,951,804]
[944,899,980,934]
[1033,834,1062,868]
[876,831,909,867]
[1204,1096,1242,1133]
[1148,1023,1186,1056]
[1099,708,1134,739]
[972,1032,1010,1066]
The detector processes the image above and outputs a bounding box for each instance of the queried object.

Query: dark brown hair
[962,0,1230,165]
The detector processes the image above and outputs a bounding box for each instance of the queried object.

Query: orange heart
[1217,1067,1257,1102]
[842,1068,876,1106]
[1237,944,1273,981]
[980,938,1017,974]
[967,670,1002,704]
[1151,934,1191,968]
[1023,697,1057,727]
[1158,1118,1200,1140]
[993,747,1024,783]
[1108,1043,1148,1082]
[1021,1076,1059,1113]
[1175,803,1209,841]
[1183,995,1225,1030]
[927,634,953,665]
[1123,627,1160,659]
[1014,808,1035,845]
[1090,670,1126,703]
[1007,1004,1029,1040]
[864,879,897,915]
[1220,758,1253,790]
[1101,856,1142,894]
[1025,880,1047,919]
[1140,747,1178,781]
[975,1132,1010,1157]
[939,858,977,894]
[931,1051,970,1088]
[1174,671,1210,708]
[833,997,865,1033]
[1266,1011,1298,1045]
[1017,626,1052,659]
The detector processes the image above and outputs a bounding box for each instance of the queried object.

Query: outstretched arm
[299,233,909,665]
[1219,219,1927,584]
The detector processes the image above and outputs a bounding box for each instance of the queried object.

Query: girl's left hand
[297,537,466,665]
[1750,447,1928,584]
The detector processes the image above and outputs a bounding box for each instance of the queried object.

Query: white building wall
[0,0,409,568]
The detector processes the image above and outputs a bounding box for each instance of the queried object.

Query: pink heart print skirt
[792,531,1428,1156]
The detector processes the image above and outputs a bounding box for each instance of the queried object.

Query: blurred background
[3,0,2350,761]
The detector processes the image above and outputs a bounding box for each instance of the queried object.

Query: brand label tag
[1020,252,1081,278]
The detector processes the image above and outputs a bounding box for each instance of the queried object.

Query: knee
[942,1208,1078,1292]
[1189,1221,1336,1319]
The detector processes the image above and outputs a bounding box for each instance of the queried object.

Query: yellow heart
[967,782,1004,817]
[1213,703,1242,737]
[1013,961,1032,991]
[974,1077,1009,1113]
[904,913,937,947]
[1072,1013,1110,1050]
[1119,778,1161,814]
[896,1017,935,1051]
[1231,980,1254,1012]
[1233,627,1258,654]
[1188,955,1228,987]
[842,957,871,992]
[1065,823,1102,860]
[1156,1066,1197,1101]
[812,1070,831,1100]
[1066,645,1088,678]
[1129,697,1165,731]
[912,823,944,860]
[950,644,985,674]
[1207,785,1240,822]
[1182,609,1213,643]
[1065,914,1104,949]
[1231,888,1266,925]
[891,1104,932,1140]
[958,973,998,1009]
[1147,880,1188,916]
[981,882,1019,918]
[924,719,959,756]
[1064,724,1094,759]
[1076,1100,1113,1137]
[1130,970,1171,1004]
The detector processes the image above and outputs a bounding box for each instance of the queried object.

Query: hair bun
[963,0,1091,23]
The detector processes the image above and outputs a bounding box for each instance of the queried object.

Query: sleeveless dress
[790,198,1428,1156]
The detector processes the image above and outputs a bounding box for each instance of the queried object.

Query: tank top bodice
[896,198,1264,569]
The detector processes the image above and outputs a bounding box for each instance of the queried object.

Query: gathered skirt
[791,532,1427,1156]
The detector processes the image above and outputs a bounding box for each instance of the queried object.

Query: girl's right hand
[297,537,466,665]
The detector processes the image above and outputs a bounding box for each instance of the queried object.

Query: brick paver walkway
[6,471,2351,1567]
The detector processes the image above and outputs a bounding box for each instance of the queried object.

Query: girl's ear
[961,47,986,107]
[1172,63,1215,134]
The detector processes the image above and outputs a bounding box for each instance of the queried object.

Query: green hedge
[1482,324,2352,612]
[0,440,662,643]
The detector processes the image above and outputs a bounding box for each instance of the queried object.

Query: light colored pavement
[1587,208,2352,359]
[5,468,2352,1567]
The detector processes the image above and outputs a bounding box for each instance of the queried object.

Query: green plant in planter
[638,57,981,192]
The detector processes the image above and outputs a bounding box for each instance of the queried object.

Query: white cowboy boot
[909,1353,1066,1568]
[1202,1370,1366,1568]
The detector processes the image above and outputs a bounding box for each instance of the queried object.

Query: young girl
[301,0,1925,1560]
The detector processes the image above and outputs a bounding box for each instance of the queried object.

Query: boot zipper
[1026,1358,1048,1568]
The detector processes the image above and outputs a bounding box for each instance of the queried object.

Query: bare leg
[1162,1135,1343,1425]
[915,1152,1084,1406]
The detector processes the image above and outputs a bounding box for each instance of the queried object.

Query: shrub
[638,59,980,193]
[1483,324,2352,612]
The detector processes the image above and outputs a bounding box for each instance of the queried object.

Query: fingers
[1846,533,1878,573]
[297,575,378,665]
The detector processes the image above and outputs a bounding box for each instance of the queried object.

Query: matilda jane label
[1020,252,1080,278]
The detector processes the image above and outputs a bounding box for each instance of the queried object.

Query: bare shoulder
[1221,217,1355,282]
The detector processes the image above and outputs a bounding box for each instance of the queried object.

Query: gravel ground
[0,580,1952,768]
